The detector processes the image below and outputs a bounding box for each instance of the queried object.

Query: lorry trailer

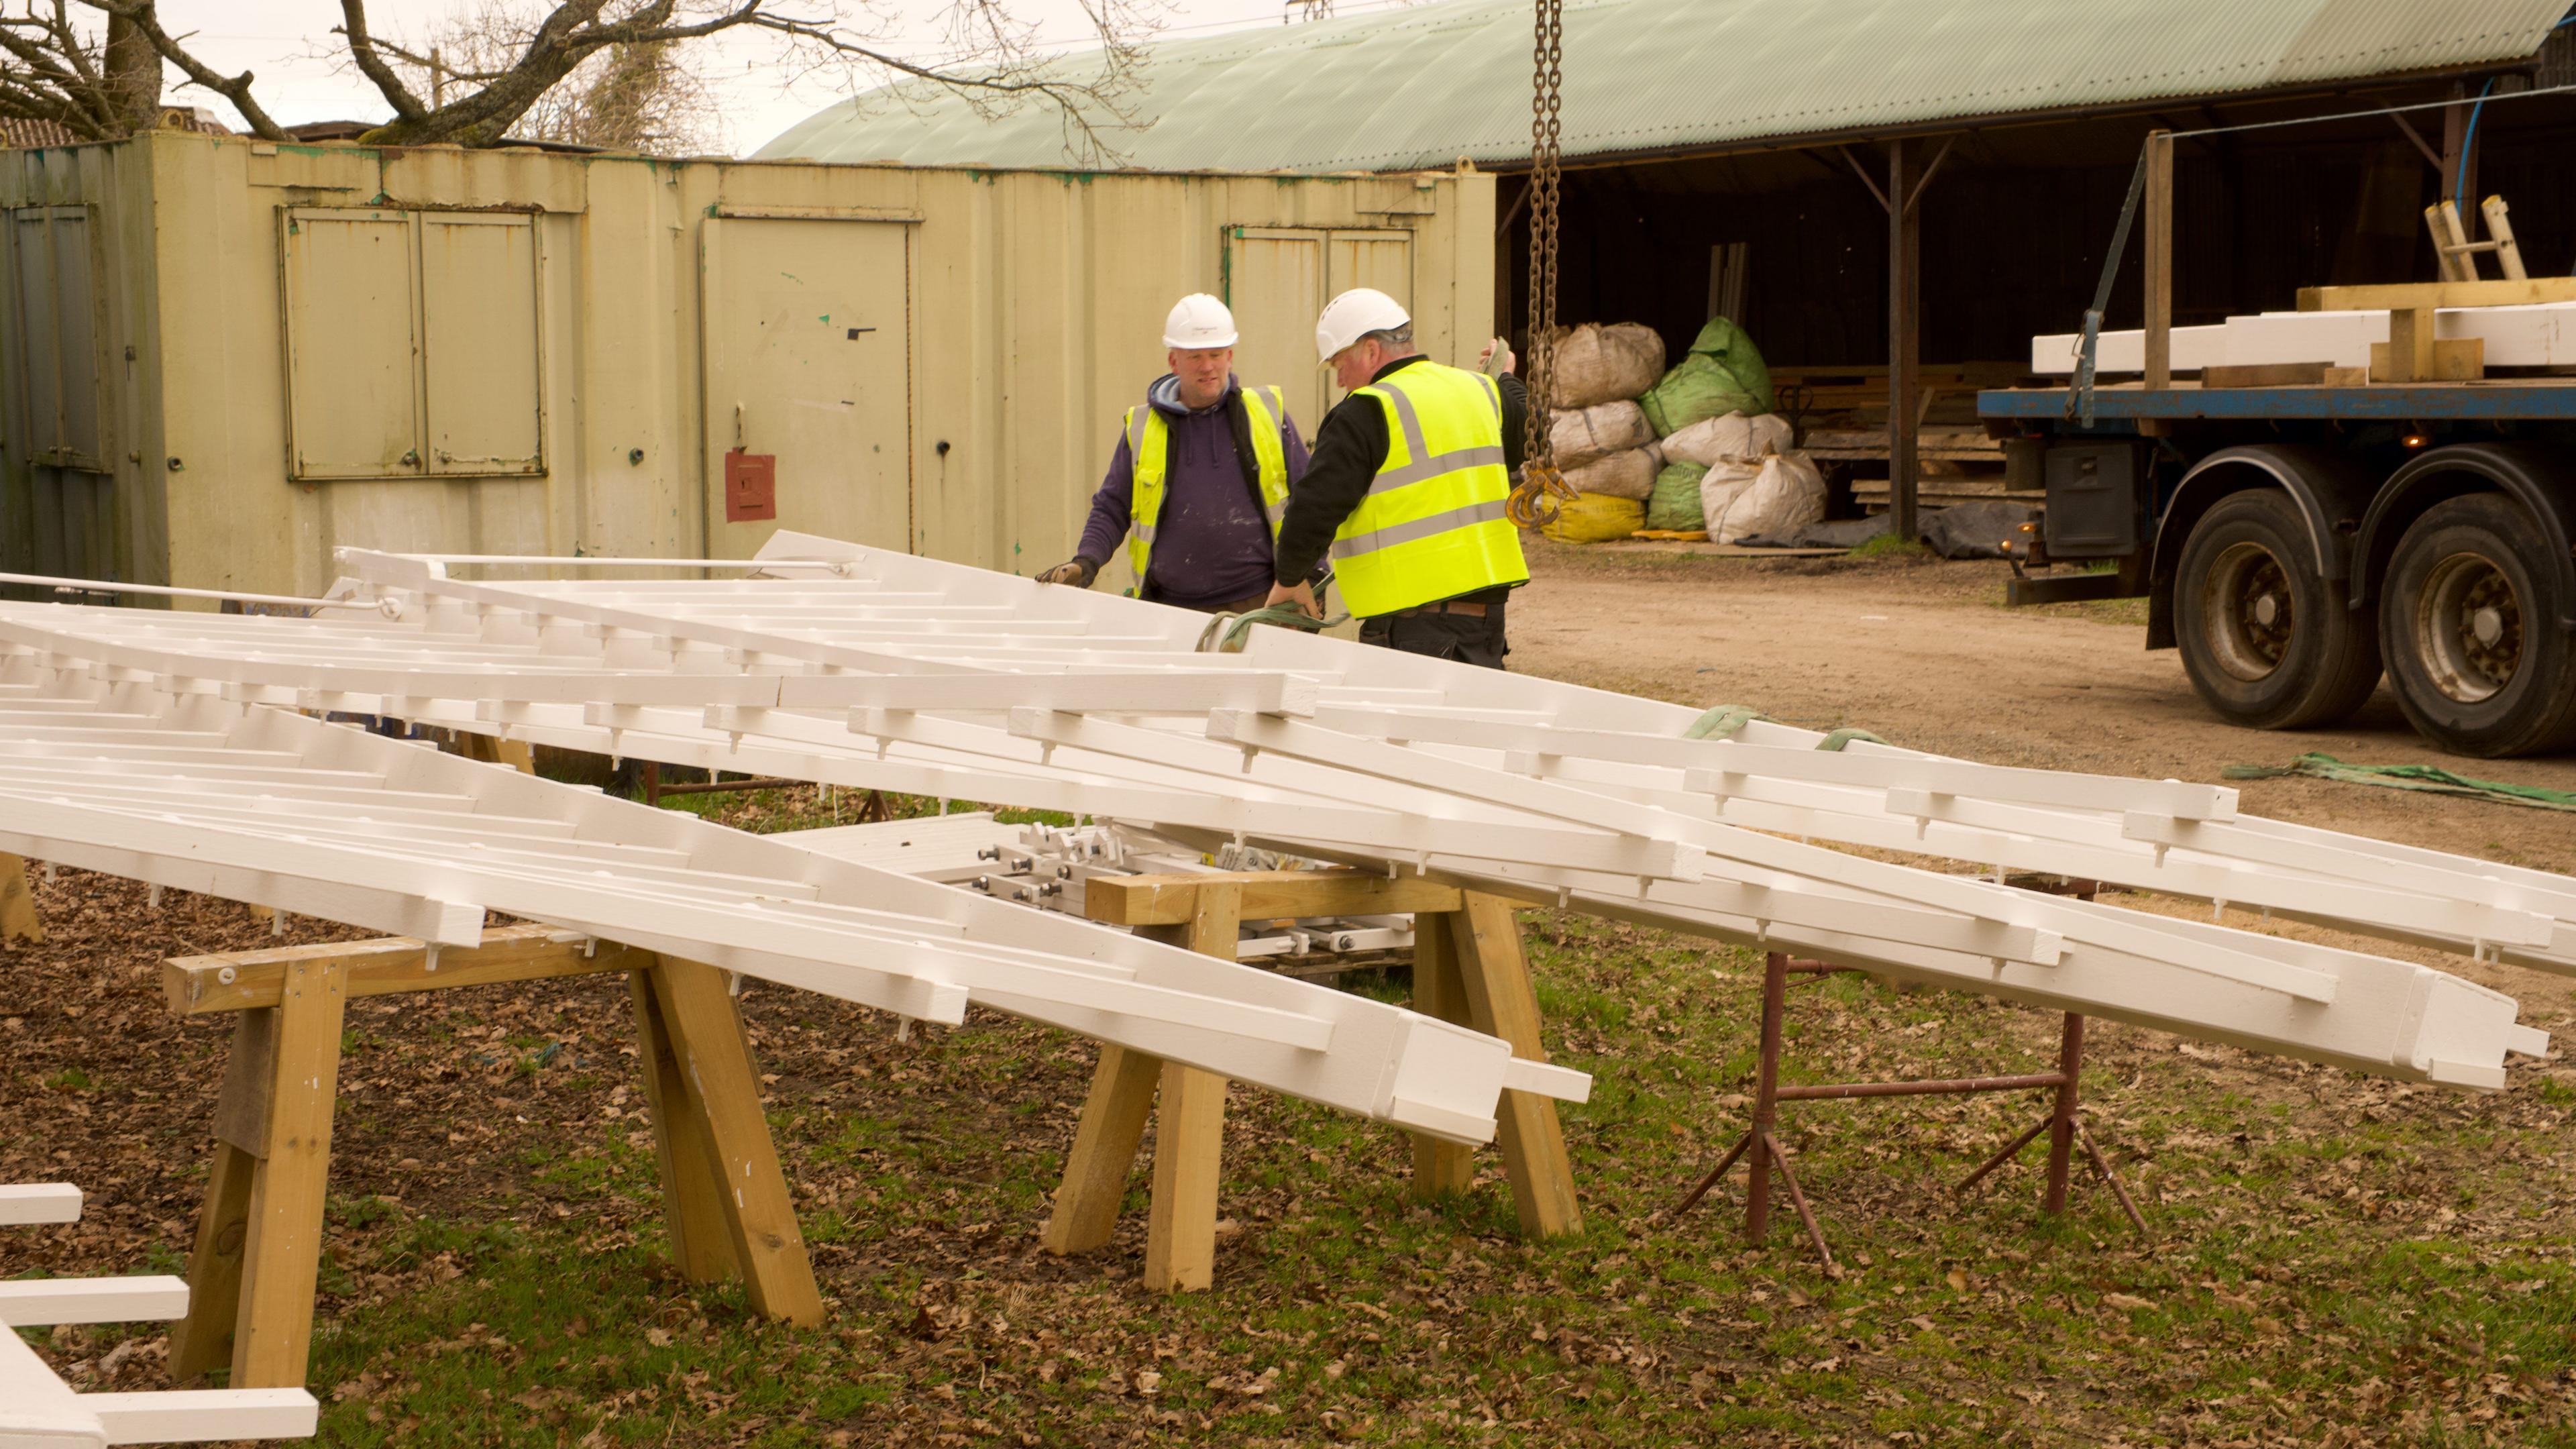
[1978,375,2576,757]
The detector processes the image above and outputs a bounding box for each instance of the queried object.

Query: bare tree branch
[335,0,431,123]
[1,0,1161,156]
[80,0,293,140]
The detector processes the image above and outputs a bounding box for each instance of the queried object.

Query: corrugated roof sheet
[755,0,2572,173]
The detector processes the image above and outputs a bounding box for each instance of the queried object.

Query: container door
[280,207,422,480]
[1222,227,1326,436]
[6,205,111,581]
[1224,225,1414,429]
[9,206,104,473]
[699,215,913,554]
[1325,229,1412,410]
[420,213,543,476]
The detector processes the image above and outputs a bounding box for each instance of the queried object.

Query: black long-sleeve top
[1272,356,1528,592]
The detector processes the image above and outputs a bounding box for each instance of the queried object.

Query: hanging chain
[1505,0,1576,531]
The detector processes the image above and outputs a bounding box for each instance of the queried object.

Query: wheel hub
[2202,542,2294,682]
[2415,551,2523,704]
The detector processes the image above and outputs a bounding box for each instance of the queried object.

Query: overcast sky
[157,0,1421,156]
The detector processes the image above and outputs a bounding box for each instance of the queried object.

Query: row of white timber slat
[1,1183,317,1446]
[0,667,1582,1146]
[0,537,2557,1088]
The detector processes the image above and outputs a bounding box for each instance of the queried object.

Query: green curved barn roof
[754,0,2571,174]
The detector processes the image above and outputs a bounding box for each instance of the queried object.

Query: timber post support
[1044,869,1579,1295]
[163,926,822,1387]
[0,852,42,945]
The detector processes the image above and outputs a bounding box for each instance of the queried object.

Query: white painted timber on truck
[2031,302,2576,373]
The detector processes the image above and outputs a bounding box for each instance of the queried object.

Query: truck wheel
[2379,492,2576,757]
[2174,489,2382,729]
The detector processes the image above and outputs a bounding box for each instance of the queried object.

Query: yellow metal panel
[420,213,543,476]
[1326,229,1413,410]
[1225,227,1328,437]
[279,207,420,480]
[15,133,1487,599]
[698,215,913,554]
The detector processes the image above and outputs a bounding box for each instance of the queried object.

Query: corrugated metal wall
[0,131,1492,596]
[0,142,166,589]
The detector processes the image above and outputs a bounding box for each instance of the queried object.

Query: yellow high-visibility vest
[1125,385,1291,586]
[1330,361,1528,617]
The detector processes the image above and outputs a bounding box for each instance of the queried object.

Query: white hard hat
[1316,287,1411,362]
[1163,293,1238,350]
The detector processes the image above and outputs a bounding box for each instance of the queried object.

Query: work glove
[1037,556,1099,588]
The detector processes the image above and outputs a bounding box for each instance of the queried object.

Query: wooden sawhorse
[161,926,824,1389]
[1040,871,1581,1293]
[1,851,42,945]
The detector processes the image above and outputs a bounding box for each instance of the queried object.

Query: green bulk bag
[1644,462,1709,533]
[1639,317,1775,437]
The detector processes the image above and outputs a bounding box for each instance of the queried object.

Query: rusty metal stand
[640,760,802,808]
[1674,951,2147,1269]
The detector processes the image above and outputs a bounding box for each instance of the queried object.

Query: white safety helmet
[1163,292,1239,350]
[1315,287,1411,363]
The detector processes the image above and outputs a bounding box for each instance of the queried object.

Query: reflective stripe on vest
[1126,384,1291,586]
[1330,361,1529,618]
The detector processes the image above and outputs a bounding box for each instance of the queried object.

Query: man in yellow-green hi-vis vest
[1038,294,1310,612]
[1265,288,1530,668]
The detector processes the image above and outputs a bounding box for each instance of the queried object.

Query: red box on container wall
[725,449,776,523]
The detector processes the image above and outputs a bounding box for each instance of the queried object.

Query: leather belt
[1395,600,1491,618]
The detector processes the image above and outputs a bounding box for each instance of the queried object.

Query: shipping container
[0,129,1494,596]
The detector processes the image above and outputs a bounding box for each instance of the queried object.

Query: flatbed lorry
[1976,377,2576,757]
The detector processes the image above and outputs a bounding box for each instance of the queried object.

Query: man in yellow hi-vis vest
[1265,288,1529,667]
[1039,294,1309,612]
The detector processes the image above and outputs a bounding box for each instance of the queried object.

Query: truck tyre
[2379,492,2576,757]
[2174,489,2382,729]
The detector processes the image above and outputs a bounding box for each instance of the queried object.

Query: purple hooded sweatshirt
[1073,374,1309,609]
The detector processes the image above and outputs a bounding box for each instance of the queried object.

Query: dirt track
[1512,537,2576,1014]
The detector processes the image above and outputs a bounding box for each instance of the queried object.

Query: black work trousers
[1357,604,1509,669]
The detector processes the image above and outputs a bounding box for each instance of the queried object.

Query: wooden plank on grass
[1409,910,1477,1199]
[231,953,347,1388]
[1,852,41,945]
[1041,1044,1162,1256]
[646,956,824,1326]
[631,963,742,1285]
[1451,894,1582,1239]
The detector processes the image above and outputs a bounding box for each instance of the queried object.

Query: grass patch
[1847,531,1931,560]
[235,910,2576,1446]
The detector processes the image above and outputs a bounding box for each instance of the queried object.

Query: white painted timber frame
[0,666,1581,1144]
[0,532,2558,1089]
[1,1183,317,1446]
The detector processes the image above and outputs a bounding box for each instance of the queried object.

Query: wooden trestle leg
[0,852,42,945]
[1045,872,1580,1295]
[168,930,824,1389]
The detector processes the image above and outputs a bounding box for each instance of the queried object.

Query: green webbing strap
[1197,604,1348,654]
[1681,704,1770,739]
[1678,705,1888,753]
[2223,753,2576,813]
